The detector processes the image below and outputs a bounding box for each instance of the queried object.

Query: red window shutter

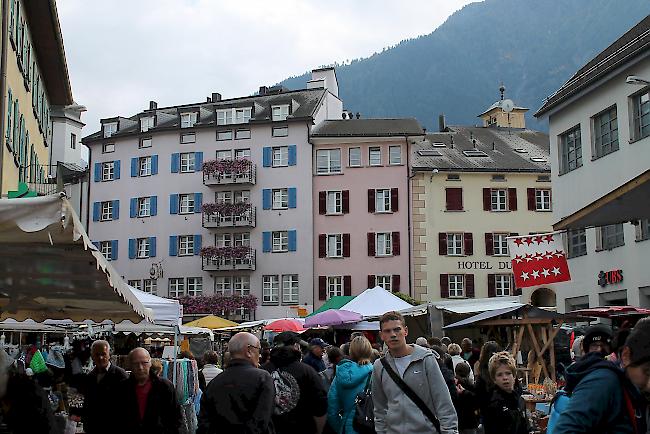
[367,189,375,213]
[392,275,401,292]
[463,232,473,255]
[392,232,400,256]
[527,188,536,211]
[445,188,463,211]
[344,276,352,296]
[485,233,494,256]
[487,274,496,297]
[391,188,399,212]
[318,234,326,258]
[343,233,350,257]
[318,276,327,300]
[319,191,326,214]
[440,274,449,298]
[508,188,517,211]
[368,275,376,288]
[367,232,375,256]
[439,233,447,255]
[342,190,350,214]
[465,274,475,298]
[483,188,491,211]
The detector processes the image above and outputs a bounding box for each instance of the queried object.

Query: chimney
[259,86,268,96]
[212,93,222,102]
[438,114,446,132]
[206,97,211,103]
[149,101,157,110]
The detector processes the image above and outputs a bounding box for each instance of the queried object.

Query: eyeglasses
[248,344,261,351]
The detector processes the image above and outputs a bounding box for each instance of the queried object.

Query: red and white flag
[507,233,571,288]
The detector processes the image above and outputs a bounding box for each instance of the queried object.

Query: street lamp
[626,75,650,85]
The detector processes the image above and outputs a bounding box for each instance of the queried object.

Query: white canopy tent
[129,287,181,327]
[341,286,412,318]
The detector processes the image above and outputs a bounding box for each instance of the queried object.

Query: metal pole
[172,325,178,387]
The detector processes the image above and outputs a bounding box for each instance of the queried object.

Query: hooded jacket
[371,344,458,434]
[482,386,529,434]
[327,359,373,434]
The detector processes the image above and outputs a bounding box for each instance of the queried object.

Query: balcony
[202,203,256,228]
[201,246,256,271]
[203,158,256,186]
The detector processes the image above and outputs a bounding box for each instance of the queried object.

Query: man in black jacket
[198,332,275,434]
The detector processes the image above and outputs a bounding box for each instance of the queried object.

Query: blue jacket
[327,359,373,434]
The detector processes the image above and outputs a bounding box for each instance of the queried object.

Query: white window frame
[272,231,288,252]
[143,279,157,295]
[376,275,392,292]
[263,275,280,304]
[180,133,195,144]
[180,152,195,173]
[375,189,391,213]
[186,277,203,296]
[376,232,393,257]
[272,105,290,122]
[235,148,251,160]
[102,161,114,181]
[600,224,625,250]
[327,276,343,299]
[139,156,152,177]
[326,234,343,258]
[559,126,582,174]
[101,201,113,221]
[102,143,115,154]
[272,188,288,210]
[235,129,251,140]
[282,274,299,304]
[632,90,650,141]
[592,106,619,158]
[535,189,552,211]
[216,150,232,160]
[217,130,232,141]
[495,274,511,297]
[138,197,151,218]
[215,277,232,295]
[316,149,342,174]
[215,233,232,248]
[100,241,112,261]
[567,229,587,258]
[272,146,289,167]
[348,147,362,167]
[448,274,464,298]
[272,126,288,137]
[139,137,152,149]
[217,108,252,125]
[234,190,250,203]
[140,116,155,133]
[216,109,233,126]
[369,147,382,166]
[389,146,402,165]
[216,191,233,204]
[168,278,185,298]
[234,233,250,247]
[136,238,150,259]
[128,280,142,291]
[326,191,342,215]
[181,112,198,128]
[178,235,194,256]
[103,122,117,138]
[179,194,195,215]
[493,233,509,256]
[446,233,463,256]
[491,188,507,211]
[234,276,250,296]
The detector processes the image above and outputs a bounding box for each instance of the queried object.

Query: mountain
[280,0,650,131]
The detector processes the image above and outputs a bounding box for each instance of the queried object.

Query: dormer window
[181,112,198,128]
[103,122,118,138]
[217,107,252,126]
[140,116,155,132]
[272,105,290,122]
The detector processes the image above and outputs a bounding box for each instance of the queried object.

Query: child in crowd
[453,362,480,434]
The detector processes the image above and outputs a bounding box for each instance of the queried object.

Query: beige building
[410,107,558,307]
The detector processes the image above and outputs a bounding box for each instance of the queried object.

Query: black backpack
[352,373,376,434]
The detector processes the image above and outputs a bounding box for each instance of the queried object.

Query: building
[410,104,557,307]
[0,0,73,195]
[535,16,650,311]
[310,118,424,307]
[83,68,342,320]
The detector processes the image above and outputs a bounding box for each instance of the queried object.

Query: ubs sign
[598,269,623,287]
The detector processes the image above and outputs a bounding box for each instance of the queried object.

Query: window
[600,224,625,250]
[326,191,342,214]
[375,189,391,213]
[559,126,582,174]
[181,112,198,128]
[445,188,463,211]
[272,231,288,252]
[168,278,185,298]
[102,162,114,181]
[535,189,552,211]
[136,238,150,258]
[567,229,587,258]
[186,277,203,296]
[139,156,152,177]
[491,189,507,211]
[216,191,233,204]
[263,275,279,304]
[369,147,382,166]
[327,234,343,258]
[272,146,288,167]
[217,108,252,125]
[448,275,464,297]
[632,90,650,141]
[180,152,195,173]
[234,107,252,124]
[216,109,233,126]
[376,232,392,256]
[139,138,152,148]
[272,188,288,209]
[178,235,194,256]
[179,194,195,214]
[593,106,619,158]
[143,279,157,294]
[272,126,288,137]
[235,149,251,160]
[128,280,142,291]
[217,130,232,141]
[389,146,402,165]
[637,219,650,242]
[234,233,250,247]
[327,276,343,299]
[446,233,463,256]
[316,149,341,174]
[103,122,117,138]
[234,190,250,203]
[235,129,251,140]
[376,275,392,292]
[349,147,361,167]
[215,277,232,295]
[180,133,195,144]
[495,274,511,297]
[138,197,151,217]
[234,276,250,296]
[282,275,299,304]
[101,201,113,221]
[216,150,232,160]
[140,116,155,132]
[70,133,76,149]
[215,233,232,248]
[272,105,290,121]
[102,143,115,154]
[493,233,509,256]
[100,241,112,261]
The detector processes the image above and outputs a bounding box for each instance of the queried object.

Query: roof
[478,101,529,117]
[444,304,589,329]
[410,126,550,172]
[82,88,327,143]
[308,295,356,317]
[310,118,424,137]
[535,15,650,117]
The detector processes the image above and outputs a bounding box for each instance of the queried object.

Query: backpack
[352,373,376,434]
[271,369,301,415]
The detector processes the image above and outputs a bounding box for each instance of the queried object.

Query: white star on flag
[541,268,550,277]
[551,267,561,276]
[507,232,571,288]
[531,270,540,279]
[520,272,529,281]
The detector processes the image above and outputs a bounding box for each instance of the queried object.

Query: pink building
[311,118,424,307]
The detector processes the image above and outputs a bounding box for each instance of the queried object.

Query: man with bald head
[198,332,275,434]
[117,347,182,433]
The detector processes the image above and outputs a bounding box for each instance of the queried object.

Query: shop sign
[457,261,512,270]
[598,269,623,287]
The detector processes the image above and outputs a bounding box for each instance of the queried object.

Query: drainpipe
[405,135,413,298]
[0,0,9,194]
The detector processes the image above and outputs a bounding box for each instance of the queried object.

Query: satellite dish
[501,99,514,113]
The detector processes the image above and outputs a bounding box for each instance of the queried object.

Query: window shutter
[262,232,272,253]
[344,276,352,296]
[262,147,272,167]
[128,238,136,259]
[151,196,158,216]
[445,188,463,211]
[367,189,375,213]
[463,232,473,255]
[94,163,102,182]
[149,237,156,258]
[111,240,118,261]
[130,198,137,218]
[368,275,376,289]
[485,233,494,255]
[466,274,475,298]
[288,230,297,251]
[342,190,350,214]
[151,155,158,175]
[194,193,202,213]
[527,188,536,211]
[318,234,326,258]
[318,276,327,300]
[169,194,179,214]
[171,153,180,173]
[483,188,491,211]
[288,188,297,209]
[440,274,449,298]
[131,157,138,177]
[114,160,121,179]
[169,235,178,257]
[392,232,400,255]
[262,189,272,210]
[112,200,119,220]
[93,202,100,222]
[343,234,350,257]
[367,232,375,256]
[392,275,401,292]
[487,274,496,297]
[508,188,517,211]
[318,191,326,214]
[391,188,399,212]
[194,235,202,255]
[288,145,297,166]
[195,152,203,172]
[439,233,447,255]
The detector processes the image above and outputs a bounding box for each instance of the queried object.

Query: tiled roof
[535,15,650,117]
[411,126,550,172]
[311,119,424,137]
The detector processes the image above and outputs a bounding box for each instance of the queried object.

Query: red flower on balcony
[179,294,258,314]
[202,202,251,216]
[200,245,252,259]
[202,158,252,176]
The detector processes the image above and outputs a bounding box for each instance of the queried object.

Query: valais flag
[507,233,571,288]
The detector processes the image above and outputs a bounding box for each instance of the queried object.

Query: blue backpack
[546,390,570,434]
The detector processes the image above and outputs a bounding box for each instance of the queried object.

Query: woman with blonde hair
[327,336,374,434]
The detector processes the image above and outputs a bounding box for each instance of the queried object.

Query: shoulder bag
[352,372,376,434]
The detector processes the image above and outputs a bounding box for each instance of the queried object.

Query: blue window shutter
[171,153,180,173]
[170,194,178,214]
[94,163,102,182]
[92,241,100,250]
[262,232,271,253]
[111,240,118,260]
[195,152,203,172]
[288,145,297,166]
[130,198,137,218]
[194,193,203,213]
[128,239,136,259]
[263,147,272,167]
[193,234,202,255]
[92,202,100,222]
[288,230,297,251]
[131,157,138,177]
[149,237,156,257]
[150,196,158,216]
[114,160,121,179]
[262,189,271,210]
[288,187,297,209]
[169,235,178,256]
[151,155,158,175]
[113,200,120,220]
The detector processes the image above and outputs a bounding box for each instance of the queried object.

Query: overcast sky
[58,0,477,136]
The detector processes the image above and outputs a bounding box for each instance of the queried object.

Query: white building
[535,16,650,312]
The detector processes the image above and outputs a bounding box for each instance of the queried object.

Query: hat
[273,331,308,348]
[309,338,329,348]
[582,324,613,353]
[625,318,650,366]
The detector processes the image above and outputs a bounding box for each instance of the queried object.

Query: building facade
[535,16,650,312]
[310,119,424,308]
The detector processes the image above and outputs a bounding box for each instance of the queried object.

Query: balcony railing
[202,248,256,271]
[203,206,256,228]
[202,159,256,185]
